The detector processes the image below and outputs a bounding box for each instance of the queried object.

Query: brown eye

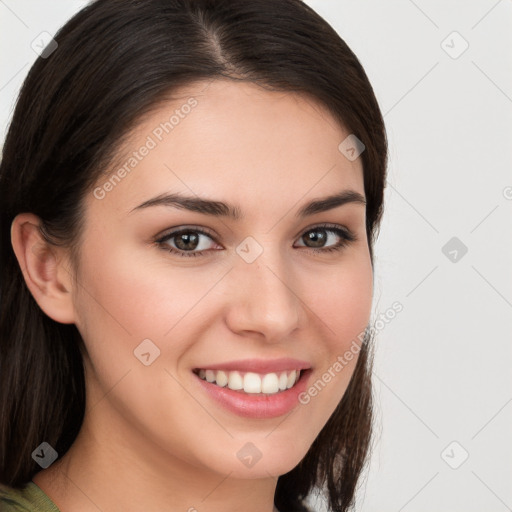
[173,231,200,251]
[157,228,218,257]
[295,225,356,253]
[302,229,328,248]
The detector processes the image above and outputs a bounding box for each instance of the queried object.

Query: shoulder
[0,481,60,512]
[0,481,32,511]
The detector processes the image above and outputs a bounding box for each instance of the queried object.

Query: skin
[11,79,373,512]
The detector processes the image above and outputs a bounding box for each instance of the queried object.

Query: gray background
[1,1,511,511]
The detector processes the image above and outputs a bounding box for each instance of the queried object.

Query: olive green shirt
[0,481,282,511]
[0,481,60,512]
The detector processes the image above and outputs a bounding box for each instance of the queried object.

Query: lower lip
[193,369,312,419]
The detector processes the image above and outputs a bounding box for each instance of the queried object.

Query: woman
[0,0,387,510]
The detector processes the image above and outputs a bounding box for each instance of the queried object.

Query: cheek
[72,237,229,365]
[309,253,373,352]
[71,242,227,449]
[296,252,373,418]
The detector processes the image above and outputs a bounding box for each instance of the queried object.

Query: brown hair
[0,1,387,510]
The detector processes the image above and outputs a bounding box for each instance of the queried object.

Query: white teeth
[278,371,288,390]
[244,372,261,393]
[261,373,279,394]
[196,368,302,394]
[286,370,297,389]
[228,371,243,390]
[215,370,228,387]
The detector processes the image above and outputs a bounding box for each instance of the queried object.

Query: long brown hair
[0,1,387,510]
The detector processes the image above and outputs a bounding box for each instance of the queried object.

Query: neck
[33,407,280,512]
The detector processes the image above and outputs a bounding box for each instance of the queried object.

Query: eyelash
[155,223,357,258]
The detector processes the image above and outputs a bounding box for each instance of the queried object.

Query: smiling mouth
[193,368,304,394]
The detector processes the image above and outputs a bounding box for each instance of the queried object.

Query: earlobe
[10,213,76,324]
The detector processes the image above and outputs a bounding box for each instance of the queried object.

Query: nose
[225,247,302,342]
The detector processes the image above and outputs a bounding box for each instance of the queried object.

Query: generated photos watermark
[298,301,403,405]
[93,97,198,200]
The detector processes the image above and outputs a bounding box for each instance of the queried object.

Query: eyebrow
[130,189,366,219]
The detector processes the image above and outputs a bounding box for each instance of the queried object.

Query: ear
[10,213,76,324]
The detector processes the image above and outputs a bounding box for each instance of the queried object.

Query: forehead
[91,79,365,217]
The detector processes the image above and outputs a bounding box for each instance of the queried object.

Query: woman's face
[72,79,373,479]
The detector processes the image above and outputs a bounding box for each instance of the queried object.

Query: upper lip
[194,358,312,374]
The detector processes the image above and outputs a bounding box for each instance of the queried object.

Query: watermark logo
[134,338,161,366]
[441,236,468,263]
[236,236,264,263]
[441,31,469,60]
[338,134,365,161]
[441,441,469,469]
[31,441,58,469]
[236,442,262,468]
[31,32,58,58]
